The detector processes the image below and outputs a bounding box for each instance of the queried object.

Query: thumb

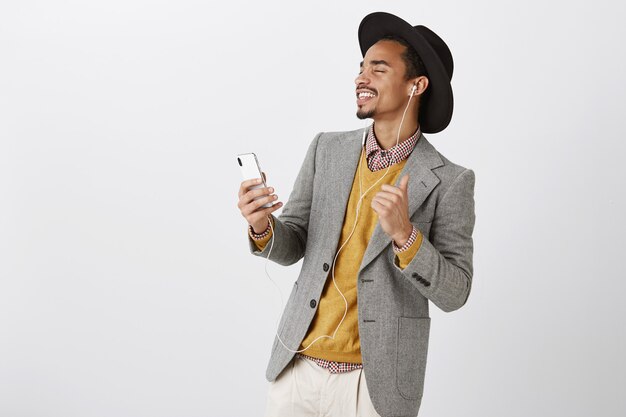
[400,174,409,192]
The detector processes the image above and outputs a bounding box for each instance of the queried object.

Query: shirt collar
[365,123,421,160]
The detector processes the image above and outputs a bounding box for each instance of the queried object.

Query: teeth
[358,92,376,99]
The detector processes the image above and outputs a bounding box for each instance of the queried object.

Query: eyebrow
[359,60,392,68]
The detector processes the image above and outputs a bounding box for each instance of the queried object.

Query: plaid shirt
[293,124,422,374]
[365,123,421,171]
[296,353,363,373]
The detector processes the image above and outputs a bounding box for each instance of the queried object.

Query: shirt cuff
[394,227,423,270]
[393,225,418,253]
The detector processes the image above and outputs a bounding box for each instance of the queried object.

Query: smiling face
[355,39,421,121]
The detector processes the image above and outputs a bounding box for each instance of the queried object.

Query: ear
[410,75,429,96]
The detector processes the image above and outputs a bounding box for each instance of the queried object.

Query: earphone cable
[263,89,416,353]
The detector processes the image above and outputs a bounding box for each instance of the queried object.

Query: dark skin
[356,40,429,245]
[238,39,429,245]
[355,40,428,149]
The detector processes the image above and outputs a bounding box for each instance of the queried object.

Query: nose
[355,70,370,87]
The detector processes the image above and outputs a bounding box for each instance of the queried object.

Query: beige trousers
[264,355,382,417]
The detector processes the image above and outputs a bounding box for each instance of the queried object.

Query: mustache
[356,85,378,95]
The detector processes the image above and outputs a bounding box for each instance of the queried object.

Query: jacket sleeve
[247,132,323,266]
[395,168,476,312]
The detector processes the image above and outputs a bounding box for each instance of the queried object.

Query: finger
[242,194,279,215]
[238,187,273,209]
[370,199,389,216]
[399,174,409,192]
[265,201,282,214]
[252,194,279,211]
[239,178,263,197]
[370,199,380,213]
[246,186,274,198]
[374,191,400,205]
[379,184,404,197]
[243,186,274,203]
[371,196,393,209]
[249,202,283,222]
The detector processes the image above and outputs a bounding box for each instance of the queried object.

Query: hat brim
[358,12,453,134]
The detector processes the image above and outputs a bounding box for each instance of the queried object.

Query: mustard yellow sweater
[251,151,422,363]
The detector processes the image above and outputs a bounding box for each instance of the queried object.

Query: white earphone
[410,83,417,96]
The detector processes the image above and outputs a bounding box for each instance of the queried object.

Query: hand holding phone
[237,153,282,233]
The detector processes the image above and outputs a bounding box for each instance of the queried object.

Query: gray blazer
[249,127,476,417]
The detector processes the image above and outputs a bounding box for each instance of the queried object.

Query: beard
[356,107,375,120]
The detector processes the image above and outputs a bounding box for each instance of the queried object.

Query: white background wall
[1,1,625,416]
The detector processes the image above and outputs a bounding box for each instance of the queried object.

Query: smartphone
[237,152,272,208]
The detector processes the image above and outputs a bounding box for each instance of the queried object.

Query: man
[237,12,476,417]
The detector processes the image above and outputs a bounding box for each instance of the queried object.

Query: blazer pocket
[396,316,431,400]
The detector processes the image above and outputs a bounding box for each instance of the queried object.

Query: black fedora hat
[358,12,454,134]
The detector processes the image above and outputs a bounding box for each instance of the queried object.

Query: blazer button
[323,263,330,272]
[412,272,422,280]
[424,281,431,287]
[310,299,317,308]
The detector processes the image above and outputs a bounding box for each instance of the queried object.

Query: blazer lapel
[359,132,444,272]
[325,129,366,252]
